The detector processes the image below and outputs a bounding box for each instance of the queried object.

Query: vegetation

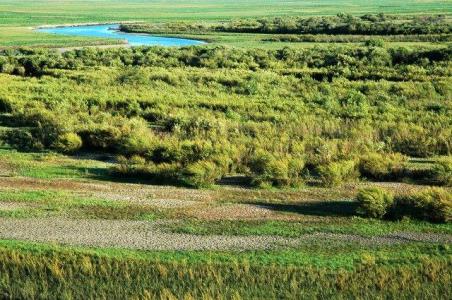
[356,187,394,218]
[0,3,451,298]
[0,43,450,187]
[121,14,452,36]
[356,187,452,223]
[0,240,451,299]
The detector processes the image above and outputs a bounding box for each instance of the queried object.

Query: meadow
[0,0,451,47]
[0,1,451,298]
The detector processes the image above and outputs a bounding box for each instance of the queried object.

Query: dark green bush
[4,129,43,151]
[356,187,394,218]
[392,188,451,223]
[429,158,452,186]
[248,151,304,188]
[0,97,13,113]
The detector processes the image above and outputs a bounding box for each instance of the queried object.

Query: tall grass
[0,240,450,299]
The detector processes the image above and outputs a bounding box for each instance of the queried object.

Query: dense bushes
[247,151,304,187]
[356,187,394,218]
[429,158,452,187]
[358,153,407,181]
[0,41,451,188]
[316,160,358,187]
[121,14,451,36]
[392,188,451,223]
[356,187,451,223]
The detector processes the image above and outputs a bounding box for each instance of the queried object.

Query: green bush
[356,187,394,219]
[81,126,122,151]
[4,129,43,151]
[317,160,358,187]
[118,118,155,155]
[0,97,13,113]
[181,160,222,188]
[248,151,304,188]
[358,152,406,181]
[429,158,452,186]
[393,188,451,223]
[52,132,83,153]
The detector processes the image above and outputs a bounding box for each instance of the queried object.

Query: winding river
[36,24,205,46]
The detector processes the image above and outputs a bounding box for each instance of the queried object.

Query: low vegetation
[0,42,450,188]
[356,187,451,223]
[121,14,451,36]
[0,240,450,299]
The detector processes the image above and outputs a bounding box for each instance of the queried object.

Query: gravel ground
[0,217,450,250]
[0,202,29,211]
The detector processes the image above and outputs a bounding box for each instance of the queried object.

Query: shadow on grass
[64,166,194,188]
[246,200,358,217]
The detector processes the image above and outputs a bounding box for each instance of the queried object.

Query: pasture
[0,1,451,298]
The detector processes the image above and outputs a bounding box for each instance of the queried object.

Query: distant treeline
[263,34,452,43]
[120,14,451,36]
[0,45,451,188]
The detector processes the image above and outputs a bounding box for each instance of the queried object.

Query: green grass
[1,1,450,27]
[0,239,450,298]
[0,189,161,220]
[165,218,452,237]
[0,147,111,180]
[0,0,451,47]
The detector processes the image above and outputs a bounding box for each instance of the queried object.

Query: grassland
[0,0,451,47]
[0,1,451,298]
[0,147,451,297]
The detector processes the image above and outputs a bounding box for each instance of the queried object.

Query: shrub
[317,160,358,187]
[0,97,13,113]
[356,187,394,219]
[52,132,83,153]
[393,188,451,223]
[80,126,122,151]
[358,152,406,181]
[247,152,303,187]
[181,160,222,188]
[429,158,452,186]
[4,129,43,151]
[118,118,155,155]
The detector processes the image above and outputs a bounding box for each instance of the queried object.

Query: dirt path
[0,217,450,250]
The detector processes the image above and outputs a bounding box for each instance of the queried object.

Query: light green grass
[0,0,451,47]
[165,218,452,237]
[0,147,111,180]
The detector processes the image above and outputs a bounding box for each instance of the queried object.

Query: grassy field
[0,1,451,298]
[0,147,451,298]
[0,0,451,47]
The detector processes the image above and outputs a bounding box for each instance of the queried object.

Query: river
[36,24,205,47]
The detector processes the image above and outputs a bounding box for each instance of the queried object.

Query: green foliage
[181,160,222,188]
[4,129,43,152]
[0,240,450,299]
[52,132,83,153]
[429,157,452,186]
[248,151,304,187]
[358,152,406,180]
[0,43,451,188]
[317,160,358,187]
[122,14,452,36]
[356,187,394,218]
[393,188,452,223]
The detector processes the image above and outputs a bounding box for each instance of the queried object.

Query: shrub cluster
[356,187,451,223]
[121,14,451,36]
[0,43,450,188]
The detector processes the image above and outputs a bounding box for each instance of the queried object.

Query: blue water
[36,24,205,46]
